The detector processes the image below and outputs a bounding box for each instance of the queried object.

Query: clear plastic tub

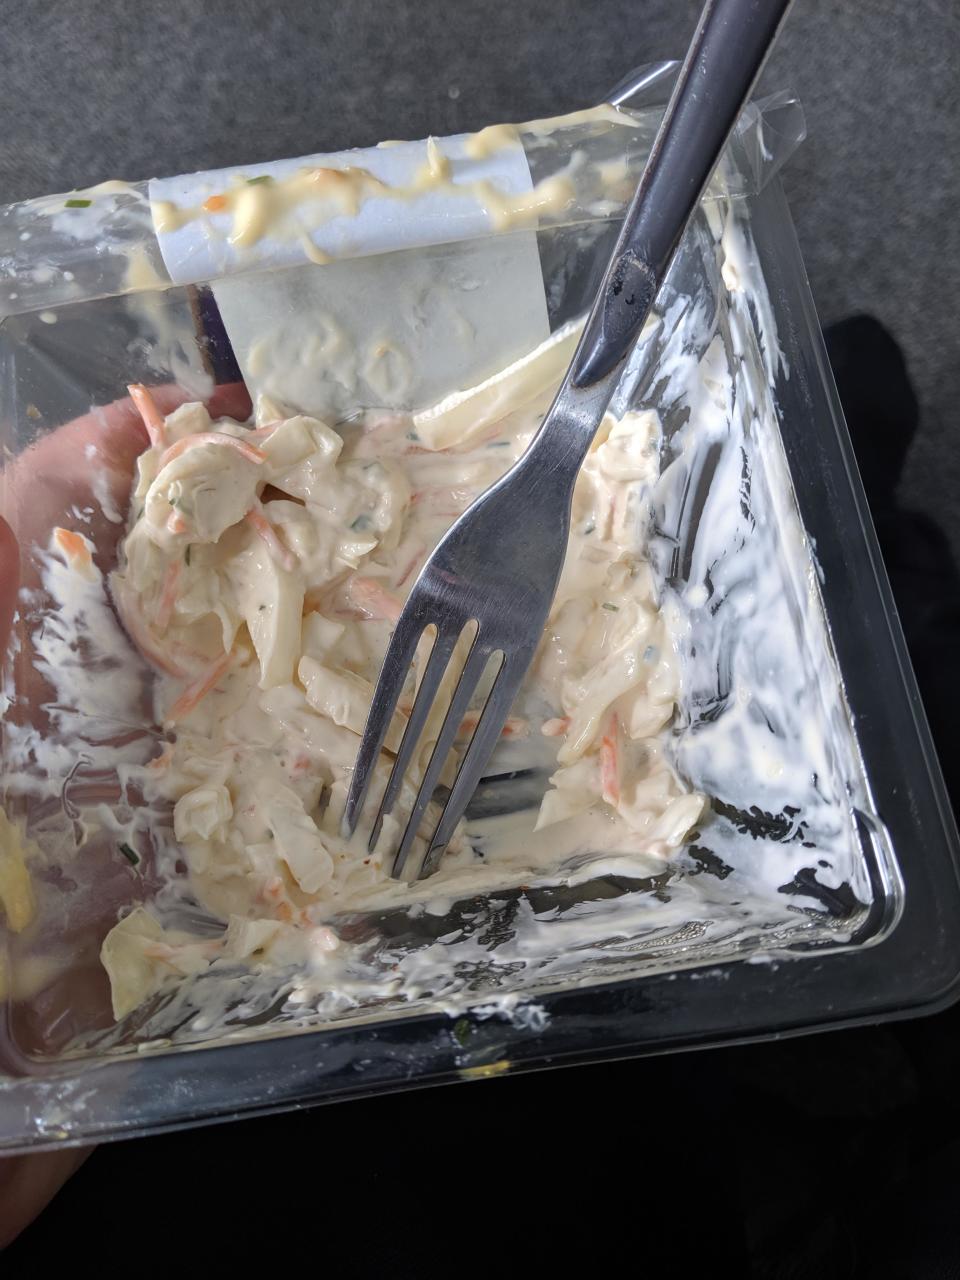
[2,65,959,1152]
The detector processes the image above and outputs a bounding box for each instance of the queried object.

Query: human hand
[0,380,250,1250]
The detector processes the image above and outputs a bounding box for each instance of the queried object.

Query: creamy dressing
[466,104,639,158]
[152,142,580,250]
[148,104,643,273]
[123,244,169,292]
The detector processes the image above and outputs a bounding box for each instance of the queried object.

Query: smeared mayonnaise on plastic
[150,104,639,253]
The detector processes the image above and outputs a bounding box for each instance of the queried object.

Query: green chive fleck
[65,198,92,209]
[119,842,139,866]
[351,514,372,532]
[247,175,273,186]
[602,601,619,612]
[583,523,595,535]
[406,430,419,442]
[453,1018,471,1047]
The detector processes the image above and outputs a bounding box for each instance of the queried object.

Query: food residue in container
[95,320,703,1017]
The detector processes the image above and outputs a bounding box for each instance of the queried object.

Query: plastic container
[2,64,959,1152]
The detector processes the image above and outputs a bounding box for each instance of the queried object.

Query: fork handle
[570,0,792,389]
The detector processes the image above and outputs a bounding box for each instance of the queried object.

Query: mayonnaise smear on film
[2,198,875,1053]
[148,103,641,272]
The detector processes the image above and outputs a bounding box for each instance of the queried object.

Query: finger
[0,1147,91,1250]
[0,530,84,1242]
[15,380,253,500]
[0,387,253,1238]
[5,381,251,579]
[0,515,19,654]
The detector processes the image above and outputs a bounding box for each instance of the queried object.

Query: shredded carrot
[53,527,89,560]
[154,561,181,632]
[309,167,355,187]
[541,716,571,738]
[600,711,621,807]
[202,193,228,213]
[52,526,95,578]
[608,491,621,537]
[302,588,330,613]
[245,503,297,572]
[165,649,234,723]
[167,511,189,535]
[127,383,167,448]
[274,901,295,923]
[247,422,281,439]
[142,943,177,962]
[409,488,467,518]
[399,694,522,741]
[147,743,175,771]
[351,414,417,458]
[159,432,266,470]
[456,713,528,740]
[396,548,424,588]
[113,587,193,677]
[345,575,403,622]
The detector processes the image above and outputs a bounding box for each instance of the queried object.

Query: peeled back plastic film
[0,68,804,319]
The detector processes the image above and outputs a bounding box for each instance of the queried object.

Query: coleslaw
[99,324,704,1017]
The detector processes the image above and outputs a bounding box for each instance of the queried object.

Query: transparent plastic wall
[1,67,955,1154]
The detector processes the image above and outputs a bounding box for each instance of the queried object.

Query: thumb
[0,523,92,1238]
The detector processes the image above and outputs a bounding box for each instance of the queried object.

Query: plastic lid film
[0,62,804,319]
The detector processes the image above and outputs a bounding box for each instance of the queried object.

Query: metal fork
[344,0,792,878]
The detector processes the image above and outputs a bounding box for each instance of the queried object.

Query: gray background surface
[3,0,958,544]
